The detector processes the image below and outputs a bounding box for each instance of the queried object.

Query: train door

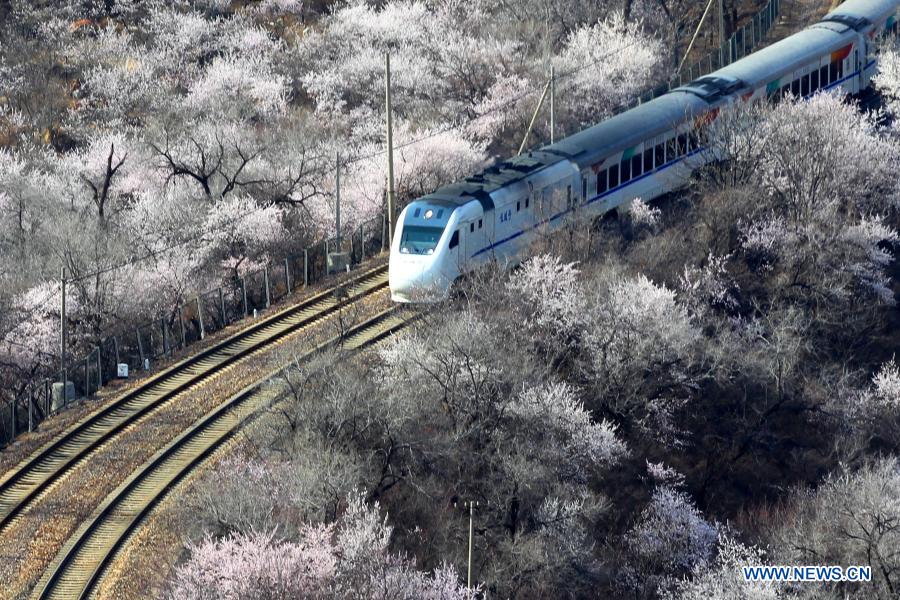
[483,209,496,259]
[461,219,476,262]
[448,226,462,270]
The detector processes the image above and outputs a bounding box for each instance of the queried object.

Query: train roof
[827,0,898,24]
[420,150,565,211]
[541,92,709,169]
[713,26,849,87]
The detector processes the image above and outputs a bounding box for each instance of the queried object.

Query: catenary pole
[385,53,396,247]
[549,65,555,144]
[60,267,66,387]
[335,153,341,250]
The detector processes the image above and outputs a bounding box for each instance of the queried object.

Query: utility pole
[549,65,555,144]
[335,152,341,251]
[467,500,477,598]
[60,267,66,386]
[385,53,396,247]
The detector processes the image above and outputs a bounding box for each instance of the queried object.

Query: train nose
[389,257,445,303]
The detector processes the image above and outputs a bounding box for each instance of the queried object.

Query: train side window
[820,65,829,86]
[449,230,459,249]
[830,61,839,83]
[516,200,520,212]
[666,137,677,159]
[478,219,482,229]
[643,148,653,172]
[525,197,530,208]
[620,158,631,182]
[781,84,790,98]
[566,185,572,208]
[801,74,809,96]
[609,164,620,188]
[655,143,665,166]
[582,177,587,201]
[688,132,699,151]
[791,78,800,96]
[837,59,844,80]
[810,69,819,92]
[470,223,474,233]
[597,169,608,194]
[677,134,687,156]
[631,155,642,178]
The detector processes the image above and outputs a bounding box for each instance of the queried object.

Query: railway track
[32,306,416,600]
[0,263,388,537]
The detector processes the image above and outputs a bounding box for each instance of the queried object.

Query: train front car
[389,200,460,303]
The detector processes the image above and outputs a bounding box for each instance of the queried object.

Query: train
[388,0,899,303]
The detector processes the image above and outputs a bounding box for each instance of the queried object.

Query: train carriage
[389,0,899,303]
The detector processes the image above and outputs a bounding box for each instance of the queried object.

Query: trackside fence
[627,0,782,110]
[0,214,388,447]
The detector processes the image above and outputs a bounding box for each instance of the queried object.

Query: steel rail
[0,263,388,535]
[33,306,417,600]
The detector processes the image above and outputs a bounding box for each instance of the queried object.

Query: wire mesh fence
[629,0,782,108]
[0,213,387,447]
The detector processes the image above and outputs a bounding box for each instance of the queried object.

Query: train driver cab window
[597,169,608,194]
[801,74,809,96]
[609,164,620,188]
[620,158,631,182]
[449,230,459,249]
[400,224,445,255]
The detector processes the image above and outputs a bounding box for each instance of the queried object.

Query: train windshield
[399,225,444,255]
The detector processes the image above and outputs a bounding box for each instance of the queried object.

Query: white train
[389,0,899,302]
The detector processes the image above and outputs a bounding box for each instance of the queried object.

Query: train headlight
[424,209,434,219]
[426,248,434,255]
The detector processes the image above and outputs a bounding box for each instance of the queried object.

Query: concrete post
[242,278,248,317]
[385,53,396,246]
[284,257,291,293]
